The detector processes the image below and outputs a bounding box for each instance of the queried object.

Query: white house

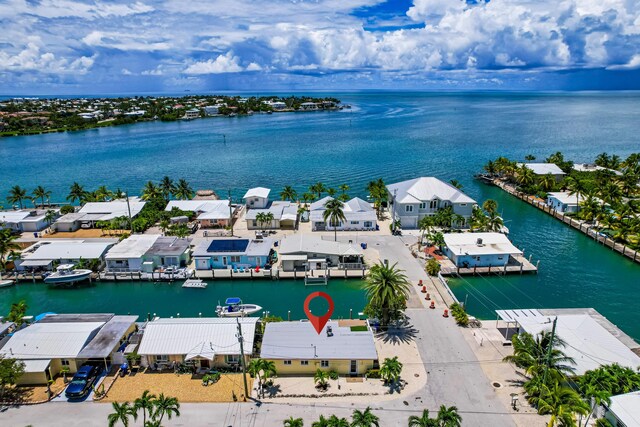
[137,317,259,370]
[443,232,522,268]
[16,240,116,271]
[604,391,640,427]
[243,187,270,209]
[310,197,377,231]
[518,163,566,181]
[184,108,200,119]
[105,234,160,272]
[165,200,233,228]
[386,177,476,229]
[278,234,364,271]
[0,209,59,233]
[192,238,274,270]
[299,102,319,111]
[573,163,622,176]
[245,201,298,230]
[203,104,224,116]
[546,192,583,213]
[54,198,146,232]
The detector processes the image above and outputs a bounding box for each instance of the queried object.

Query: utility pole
[123,191,133,231]
[542,316,558,384]
[236,318,249,400]
[391,188,397,234]
[228,190,234,237]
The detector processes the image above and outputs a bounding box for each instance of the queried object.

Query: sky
[1,0,640,94]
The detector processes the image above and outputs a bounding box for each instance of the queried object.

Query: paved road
[1,236,518,426]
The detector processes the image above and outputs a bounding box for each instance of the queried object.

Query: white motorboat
[0,279,15,288]
[182,279,207,289]
[216,297,262,317]
[44,264,92,285]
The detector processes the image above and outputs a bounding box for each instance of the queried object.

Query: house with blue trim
[192,238,274,270]
[443,232,522,268]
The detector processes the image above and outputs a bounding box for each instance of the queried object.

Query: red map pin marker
[303,291,334,335]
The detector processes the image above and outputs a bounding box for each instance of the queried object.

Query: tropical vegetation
[108,389,180,427]
[363,262,411,326]
[407,406,462,427]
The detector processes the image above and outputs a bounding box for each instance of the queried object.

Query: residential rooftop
[386,177,476,204]
[443,232,522,256]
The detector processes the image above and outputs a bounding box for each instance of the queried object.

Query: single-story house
[245,201,298,230]
[278,234,364,271]
[546,192,584,213]
[141,236,191,272]
[0,209,60,233]
[386,177,476,229]
[54,198,146,232]
[137,317,258,370]
[192,238,274,270]
[496,309,640,376]
[518,163,566,181]
[573,163,622,176]
[165,200,234,228]
[243,187,271,209]
[0,313,137,385]
[260,320,378,375]
[604,391,640,427]
[105,234,160,272]
[15,239,116,271]
[443,232,522,268]
[310,197,377,231]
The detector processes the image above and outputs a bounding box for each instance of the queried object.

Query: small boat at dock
[216,297,262,317]
[44,264,92,285]
[0,279,15,288]
[182,279,207,289]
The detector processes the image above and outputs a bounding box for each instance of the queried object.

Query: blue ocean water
[1,92,639,339]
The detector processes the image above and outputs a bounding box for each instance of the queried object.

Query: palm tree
[436,405,462,427]
[536,382,589,427]
[248,358,277,398]
[141,181,161,201]
[310,182,327,199]
[153,393,180,424]
[108,401,137,427]
[564,176,587,212]
[327,415,349,427]
[280,186,297,201]
[486,211,504,232]
[312,415,330,427]
[160,176,176,200]
[379,356,403,385]
[94,185,112,202]
[515,165,536,187]
[449,179,463,190]
[7,300,28,323]
[327,188,337,197]
[173,179,194,200]
[0,229,20,265]
[44,209,57,229]
[323,198,346,241]
[367,178,386,219]
[314,368,329,391]
[32,186,51,208]
[351,406,379,427]
[502,331,576,378]
[363,262,411,326]
[408,409,438,427]
[159,219,170,236]
[302,192,316,204]
[67,182,86,205]
[283,417,304,427]
[525,154,536,161]
[482,199,498,214]
[134,390,157,425]
[7,185,27,209]
[538,173,556,192]
[339,184,350,195]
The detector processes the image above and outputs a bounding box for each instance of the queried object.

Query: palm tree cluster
[141,177,193,201]
[284,406,380,427]
[363,262,411,326]
[6,185,52,209]
[0,228,20,277]
[379,356,403,385]
[470,199,504,232]
[108,389,180,427]
[248,358,277,398]
[367,178,387,220]
[407,406,462,427]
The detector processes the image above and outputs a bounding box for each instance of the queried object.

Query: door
[222,256,228,266]
[200,359,210,369]
[350,360,357,375]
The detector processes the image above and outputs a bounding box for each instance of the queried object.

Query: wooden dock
[439,254,538,276]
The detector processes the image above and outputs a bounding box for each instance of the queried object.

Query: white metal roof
[0,210,31,223]
[518,163,566,175]
[309,197,376,222]
[547,192,584,205]
[22,241,114,261]
[443,232,522,256]
[78,200,146,221]
[245,201,296,221]
[0,322,104,359]
[573,163,622,176]
[243,187,271,199]
[138,318,258,356]
[165,200,230,220]
[105,234,160,259]
[386,177,476,205]
[496,310,640,375]
[607,391,640,427]
[279,234,363,257]
[260,321,378,360]
[23,359,52,373]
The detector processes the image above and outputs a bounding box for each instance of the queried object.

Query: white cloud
[183,52,245,74]
[0,39,96,73]
[608,54,640,70]
[82,31,170,51]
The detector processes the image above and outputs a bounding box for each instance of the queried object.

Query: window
[321,360,329,368]
[61,359,70,366]
[364,221,372,228]
[419,202,426,209]
[429,200,437,209]
[225,355,240,364]
[405,205,413,213]
[212,257,219,262]
[283,360,292,365]
[350,221,359,225]
[155,355,169,362]
[300,360,309,366]
[459,203,467,207]
[230,256,241,262]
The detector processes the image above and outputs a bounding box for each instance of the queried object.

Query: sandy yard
[101,372,254,403]
[43,229,128,238]
[4,378,66,404]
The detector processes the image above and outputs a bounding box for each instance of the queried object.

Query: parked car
[65,365,98,399]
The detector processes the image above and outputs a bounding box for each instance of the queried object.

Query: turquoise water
[1,92,639,339]
[0,279,366,321]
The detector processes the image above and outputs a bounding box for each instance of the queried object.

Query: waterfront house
[204,104,225,116]
[243,187,270,209]
[260,320,378,375]
[0,313,137,385]
[546,191,584,213]
[16,239,116,271]
[141,236,191,272]
[386,177,476,229]
[137,317,258,371]
[443,232,522,268]
[192,238,274,270]
[54,198,146,231]
[299,102,319,111]
[603,391,640,427]
[278,234,364,271]
[0,209,60,233]
[573,163,622,176]
[105,234,160,272]
[267,101,287,111]
[496,308,640,375]
[165,200,233,228]
[518,163,566,181]
[310,197,377,231]
[184,108,200,119]
[245,201,298,230]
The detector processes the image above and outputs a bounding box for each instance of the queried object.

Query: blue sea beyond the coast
[1,92,639,340]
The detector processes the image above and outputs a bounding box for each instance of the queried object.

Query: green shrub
[365,369,380,379]
[328,370,339,380]
[60,205,75,215]
[450,302,469,327]
[426,258,441,276]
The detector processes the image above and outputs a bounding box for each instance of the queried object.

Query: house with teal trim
[192,238,274,270]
